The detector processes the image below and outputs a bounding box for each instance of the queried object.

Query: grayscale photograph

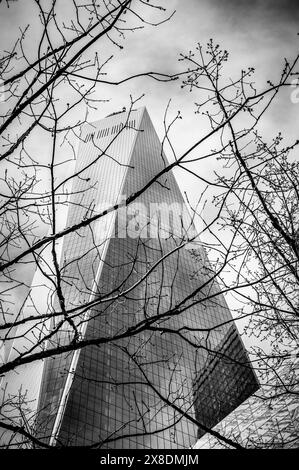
[0,0,298,457]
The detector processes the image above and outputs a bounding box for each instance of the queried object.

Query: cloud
[208,0,299,25]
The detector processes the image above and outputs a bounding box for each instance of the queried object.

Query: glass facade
[193,325,259,439]
[35,107,258,448]
[195,363,299,449]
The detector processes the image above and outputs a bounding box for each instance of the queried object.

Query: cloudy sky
[1,0,298,147]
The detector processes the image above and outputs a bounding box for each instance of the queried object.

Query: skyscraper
[1,107,258,449]
[193,325,259,440]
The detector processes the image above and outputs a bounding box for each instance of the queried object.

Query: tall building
[193,325,258,439]
[1,107,258,448]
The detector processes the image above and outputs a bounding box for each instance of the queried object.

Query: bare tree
[1,1,298,450]
[177,39,299,448]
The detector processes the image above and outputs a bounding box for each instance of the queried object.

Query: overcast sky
[1,0,298,146]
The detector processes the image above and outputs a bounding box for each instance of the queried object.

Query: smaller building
[194,362,299,449]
